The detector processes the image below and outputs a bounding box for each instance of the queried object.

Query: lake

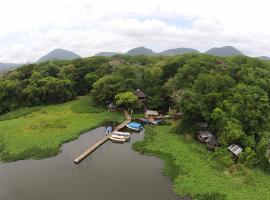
[0,127,182,200]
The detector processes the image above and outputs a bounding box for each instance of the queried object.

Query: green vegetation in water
[133,125,270,200]
[0,107,41,121]
[0,96,123,162]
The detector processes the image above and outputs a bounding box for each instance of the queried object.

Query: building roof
[134,89,146,98]
[206,136,219,146]
[228,144,243,156]
[145,110,159,116]
[198,131,213,139]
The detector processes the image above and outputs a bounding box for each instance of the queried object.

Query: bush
[210,148,234,170]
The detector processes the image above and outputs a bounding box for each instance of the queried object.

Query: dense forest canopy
[1,53,270,169]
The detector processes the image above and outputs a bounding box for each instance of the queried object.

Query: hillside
[125,47,156,55]
[258,56,270,61]
[205,46,244,57]
[38,48,81,62]
[159,48,199,55]
[0,62,21,72]
[95,52,121,57]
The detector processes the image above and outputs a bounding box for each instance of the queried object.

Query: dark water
[0,127,181,200]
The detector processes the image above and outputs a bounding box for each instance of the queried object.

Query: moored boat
[113,131,130,141]
[109,134,126,143]
[138,118,150,124]
[126,122,143,131]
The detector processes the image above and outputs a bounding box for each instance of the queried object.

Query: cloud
[0,0,270,62]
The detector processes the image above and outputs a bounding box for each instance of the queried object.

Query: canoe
[113,131,130,141]
[109,135,126,143]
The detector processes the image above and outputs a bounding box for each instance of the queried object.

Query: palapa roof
[145,110,159,116]
[134,89,146,98]
[228,144,243,156]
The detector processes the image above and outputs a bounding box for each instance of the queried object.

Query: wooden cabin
[107,102,117,112]
[197,131,214,143]
[228,144,242,157]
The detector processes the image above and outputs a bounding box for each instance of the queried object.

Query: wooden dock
[73,135,110,164]
[73,111,131,164]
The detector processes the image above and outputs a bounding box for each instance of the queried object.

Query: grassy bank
[0,96,123,162]
[133,125,270,200]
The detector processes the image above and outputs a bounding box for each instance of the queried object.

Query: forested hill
[1,54,270,169]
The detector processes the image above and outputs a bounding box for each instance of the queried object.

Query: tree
[219,119,244,146]
[91,74,127,105]
[115,92,139,111]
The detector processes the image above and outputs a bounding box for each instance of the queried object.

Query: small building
[197,131,214,143]
[228,144,243,156]
[205,137,219,150]
[107,102,117,112]
[134,89,148,102]
[145,109,159,118]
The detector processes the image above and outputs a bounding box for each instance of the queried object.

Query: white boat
[113,131,130,141]
[109,134,126,143]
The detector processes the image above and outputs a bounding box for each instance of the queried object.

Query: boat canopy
[128,122,142,128]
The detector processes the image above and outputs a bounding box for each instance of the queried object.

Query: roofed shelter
[228,144,242,156]
[197,131,214,143]
[145,110,159,118]
[134,89,149,102]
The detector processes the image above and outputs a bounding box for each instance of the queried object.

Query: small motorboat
[126,122,143,131]
[109,134,126,143]
[138,118,150,124]
[148,118,162,125]
[113,131,130,141]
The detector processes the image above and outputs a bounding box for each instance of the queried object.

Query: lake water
[0,127,182,200]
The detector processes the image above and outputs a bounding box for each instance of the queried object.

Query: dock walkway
[74,111,131,164]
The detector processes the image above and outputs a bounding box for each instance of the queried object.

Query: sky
[0,0,270,63]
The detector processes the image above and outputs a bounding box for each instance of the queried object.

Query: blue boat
[126,122,143,131]
[138,118,150,124]
[105,126,113,135]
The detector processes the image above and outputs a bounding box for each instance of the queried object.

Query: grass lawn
[133,125,270,200]
[0,96,124,162]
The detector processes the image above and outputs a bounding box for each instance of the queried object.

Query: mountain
[0,62,21,72]
[205,46,244,57]
[159,48,200,55]
[258,56,270,61]
[95,52,121,57]
[125,47,156,56]
[37,48,81,62]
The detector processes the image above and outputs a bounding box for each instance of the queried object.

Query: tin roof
[228,144,243,156]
